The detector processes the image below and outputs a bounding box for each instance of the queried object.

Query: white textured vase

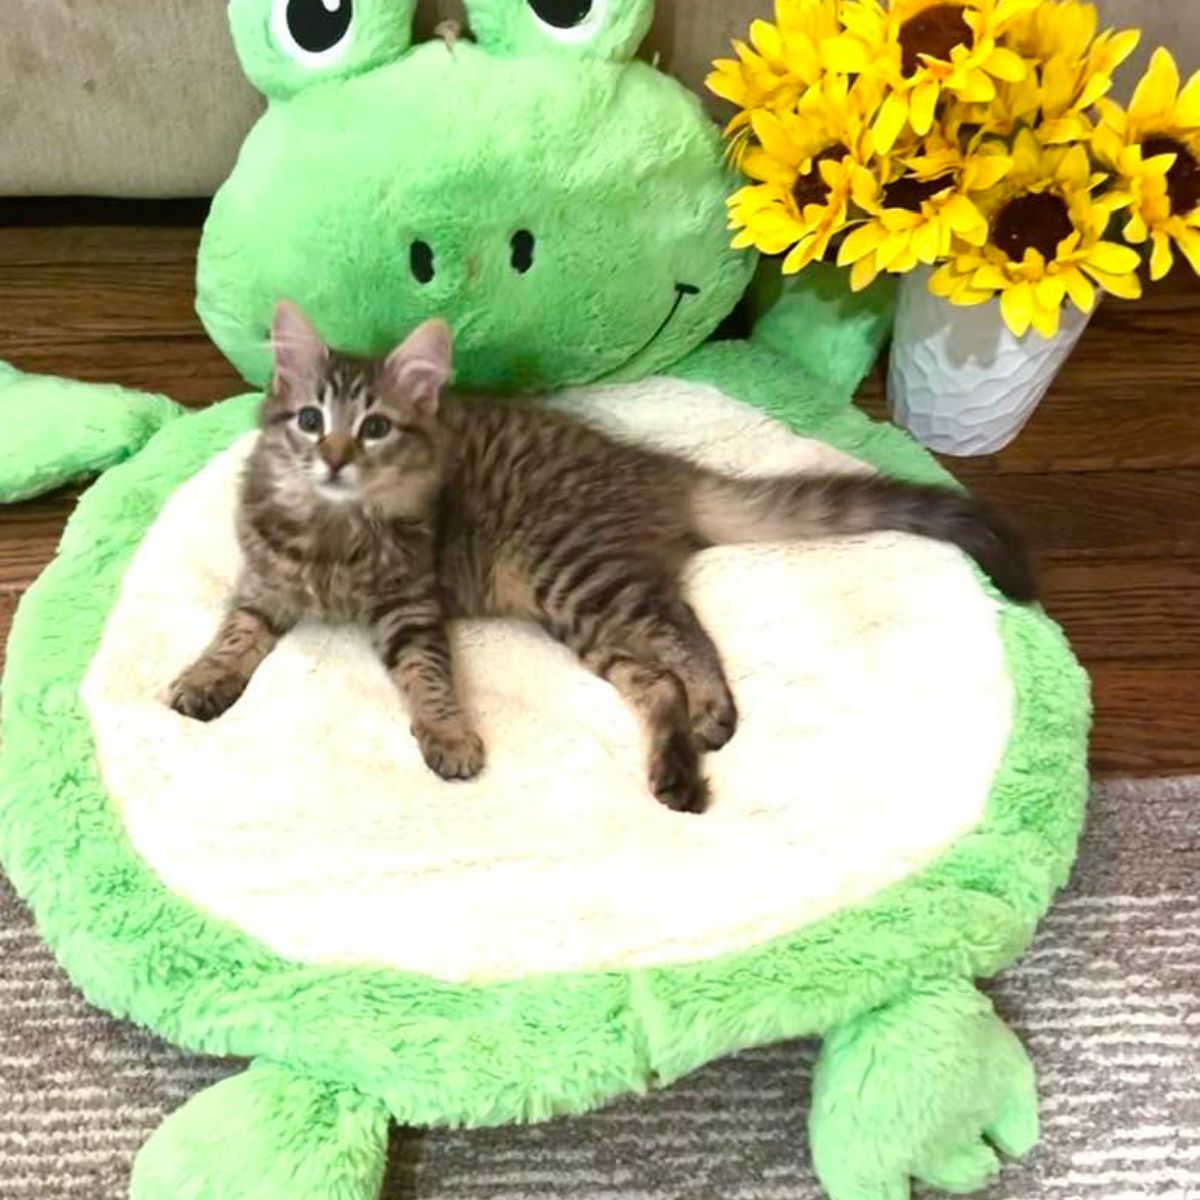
[887,267,1093,456]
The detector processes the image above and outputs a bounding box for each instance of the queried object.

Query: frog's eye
[229,0,415,99]
[464,0,651,60]
[274,0,355,66]
[527,0,599,40]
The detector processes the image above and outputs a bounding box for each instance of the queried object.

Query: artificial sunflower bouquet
[709,0,1200,342]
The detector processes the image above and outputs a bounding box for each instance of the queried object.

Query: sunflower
[823,0,1037,154]
[838,126,1013,289]
[930,129,1141,337]
[1093,48,1200,280]
[728,77,880,274]
[707,0,844,143]
[959,2,1139,143]
[1005,1,1141,143]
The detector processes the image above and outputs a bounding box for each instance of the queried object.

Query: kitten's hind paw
[167,664,247,722]
[651,729,709,814]
[416,722,486,782]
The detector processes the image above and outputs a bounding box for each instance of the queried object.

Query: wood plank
[1041,558,1200,663]
[1089,660,1200,775]
[0,262,207,343]
[960,468,1200,561]
[0,590,15,681]
[0,493,75,590]
[5,336,245,409]
[0,223,204,268]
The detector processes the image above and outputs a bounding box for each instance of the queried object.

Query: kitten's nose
[319,434,355,474]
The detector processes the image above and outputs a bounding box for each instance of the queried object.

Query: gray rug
[1,777,1197,1199]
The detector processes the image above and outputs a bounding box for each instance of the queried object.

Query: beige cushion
[0,0,1193,198]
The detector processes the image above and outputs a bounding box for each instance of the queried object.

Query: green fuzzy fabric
[0,341,1089,1156]
[0,2,1090,1194]
[0,366,182,503]
[197,37,754,392]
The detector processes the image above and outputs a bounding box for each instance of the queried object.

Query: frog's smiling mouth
[606,282,700,376]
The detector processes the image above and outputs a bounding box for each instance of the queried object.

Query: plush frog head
[198,0,756,391]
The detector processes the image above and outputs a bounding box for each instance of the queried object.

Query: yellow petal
[985,46,1027,83]
[1175,225,1200,273]
[1082,266,1143,299]
[838,221,889,265]
[1000,282,1036,337]
[1062,267,1096,314]
[782,236,819,274]
[957,69,997,104]
[749,19,784,64]
[929,264,958,297]
[912,220,942,264]
[968,155,1013,191]
[873,91,911,155]
[876,231,912,271]
[1030,299,1062,340]
[1150,230,1174,280]
[1088,241,1142,274]
[850,253,881,292]
[1056,145,1092,188]
[1178,71,1200,129]
[751,111,801,167]
[910,79,940,136]
[823,34,873,74]
[972,263,1008,290]
[942,193,985,234]
[1035,275,1067,310]
[1124,212,1149,244]
[1130,48,1180,126]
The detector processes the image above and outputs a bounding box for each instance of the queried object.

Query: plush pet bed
[0,2,1090,1198]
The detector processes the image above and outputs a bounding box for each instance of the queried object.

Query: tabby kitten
[168,301,1036,813]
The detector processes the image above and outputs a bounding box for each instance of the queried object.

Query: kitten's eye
[274,0,354,65]
[359,415,393,441]
[297,407,324,434]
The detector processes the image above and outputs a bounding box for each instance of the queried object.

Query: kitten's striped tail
[689,471,1038,603]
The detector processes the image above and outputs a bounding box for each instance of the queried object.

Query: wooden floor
[0,211,1198,775]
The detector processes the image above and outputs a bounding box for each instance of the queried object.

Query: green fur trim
[0,346,1089,1129]
[0,367,184,503]
[130,1062,389,1200]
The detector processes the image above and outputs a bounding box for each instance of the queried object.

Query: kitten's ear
[384,319,453,417]
[271,300,328,390]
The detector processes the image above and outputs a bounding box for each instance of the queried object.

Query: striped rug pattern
[1,777,1196,1198]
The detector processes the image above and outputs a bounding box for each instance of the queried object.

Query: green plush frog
[0,4,1088,1200]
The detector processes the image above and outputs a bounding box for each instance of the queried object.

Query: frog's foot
[809,979,1038,1200]
[0,365,185,503]
[130,1061,390,1200]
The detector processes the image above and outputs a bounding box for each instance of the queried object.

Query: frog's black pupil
[298,408,322,433]
[511,230,536,274]
[410,240,435,285]
[528,0,593,29]
[286,0,353,53]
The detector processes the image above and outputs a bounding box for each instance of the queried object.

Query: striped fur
[169,308,1036,811]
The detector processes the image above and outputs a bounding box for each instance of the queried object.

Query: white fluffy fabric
[81,379,1013,984]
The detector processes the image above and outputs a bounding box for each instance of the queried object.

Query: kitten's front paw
[415,722,486,782]
[167,664,248,722]
[651,728,709,814]
[692,688,738,752]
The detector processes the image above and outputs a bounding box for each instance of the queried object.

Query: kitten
[168,301,1036,813]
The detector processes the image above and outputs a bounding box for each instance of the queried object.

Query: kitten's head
[260,301,452,517]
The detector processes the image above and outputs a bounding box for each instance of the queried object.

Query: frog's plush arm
[0,364,187,503]
[748,262,900,397]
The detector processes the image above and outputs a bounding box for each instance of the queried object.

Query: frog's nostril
[510,231,536,275]
[410,240,435,285]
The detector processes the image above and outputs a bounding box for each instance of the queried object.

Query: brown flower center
[884,174,953,211]
[792,145,847,212]
[898,4,972,76]
[1143,136,1200,215]
[992,193,1075,263]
